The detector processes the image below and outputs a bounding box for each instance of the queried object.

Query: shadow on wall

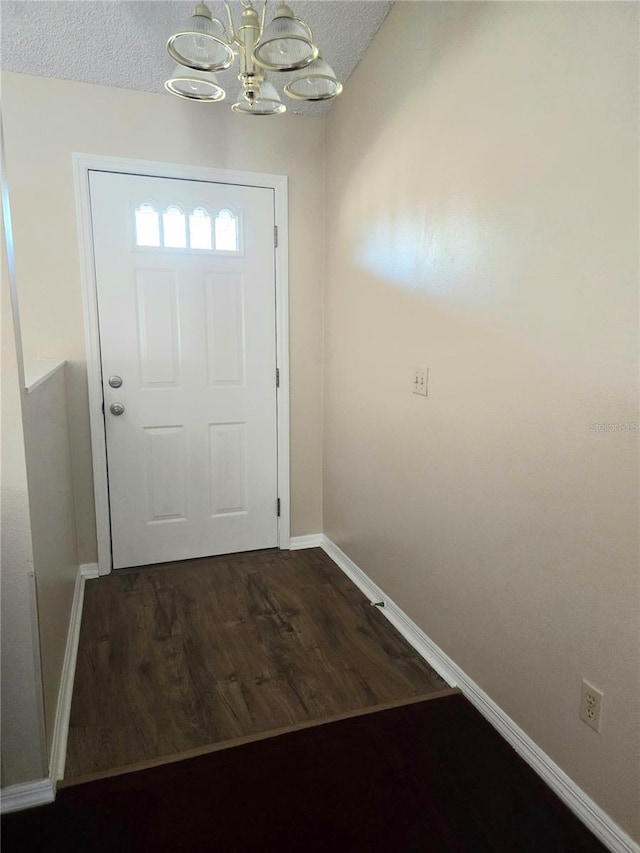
[334,2,636,399]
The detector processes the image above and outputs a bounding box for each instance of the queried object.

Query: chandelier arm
[221,0,237,43]
[260,0,267,33]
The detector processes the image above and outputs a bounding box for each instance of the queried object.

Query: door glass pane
[163,206,187,248]
[189,207,213,250]
[214,209,238,252]
[135,203,160,247]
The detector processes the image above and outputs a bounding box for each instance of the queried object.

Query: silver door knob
[109,402,125,416]
[108,375,123,388]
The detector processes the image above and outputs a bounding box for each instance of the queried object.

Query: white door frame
[73,154,290,575]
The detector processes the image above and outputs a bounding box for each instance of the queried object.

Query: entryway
[63,548,453,780]
[75,157,291,572]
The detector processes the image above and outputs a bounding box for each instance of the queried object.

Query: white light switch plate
[413,366,428,396]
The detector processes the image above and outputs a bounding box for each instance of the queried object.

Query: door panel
[144,426,187,522]
[89,171,278,569]
[209,422,247,514]
[135,270,180,387]
[205,272,245,385]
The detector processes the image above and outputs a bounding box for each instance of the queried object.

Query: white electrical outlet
[580,680,604,732]
[413,366,428,396]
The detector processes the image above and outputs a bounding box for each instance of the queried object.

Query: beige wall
[324,0,639,841]
[1,72,325,562]
[1,182,47,786]
[22,366,78,758]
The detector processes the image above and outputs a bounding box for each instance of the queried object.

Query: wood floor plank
[65,548,451,779]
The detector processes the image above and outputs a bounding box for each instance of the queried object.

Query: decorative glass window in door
[135,203,161,247]
[135,203,240,252]
[162,206,187,248]
[189,207,213,250]
[214,209,238,252]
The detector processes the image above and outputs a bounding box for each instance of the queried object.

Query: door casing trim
[73,154,290,575]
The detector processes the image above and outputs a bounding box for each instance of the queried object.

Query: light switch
[413,366,428,396]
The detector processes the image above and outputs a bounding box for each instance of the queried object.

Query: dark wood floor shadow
[65,547,454,781]
[4,695,606,853]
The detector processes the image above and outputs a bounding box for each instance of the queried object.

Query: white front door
[89,171,278,570]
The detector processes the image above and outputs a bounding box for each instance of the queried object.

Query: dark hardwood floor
[6,695,606,853]
[65,547,453,781]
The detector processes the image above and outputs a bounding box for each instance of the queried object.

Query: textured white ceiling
[0,0,392,116]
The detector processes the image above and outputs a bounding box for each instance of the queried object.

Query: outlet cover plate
[580,679,603,732]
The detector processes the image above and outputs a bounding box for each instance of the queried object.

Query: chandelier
[165,1,343,115]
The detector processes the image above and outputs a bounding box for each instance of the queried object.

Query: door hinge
[277,498,281,517]
[274,225,278,248]
[276,367,280,388]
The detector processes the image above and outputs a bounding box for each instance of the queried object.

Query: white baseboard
[80,562,99,579]
[49,567,86,782]
[0,778,55,814]
[321,536,639,853]
[3,565,87,811]
[289,534,324,550]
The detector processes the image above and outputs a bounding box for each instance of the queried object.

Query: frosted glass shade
[253,6,317,71]
[165,65,226,102]
[166,6,233,71]
[231,82,286,116]
[284,56,342,101]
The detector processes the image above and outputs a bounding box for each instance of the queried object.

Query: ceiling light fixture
[165,1,342,115]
